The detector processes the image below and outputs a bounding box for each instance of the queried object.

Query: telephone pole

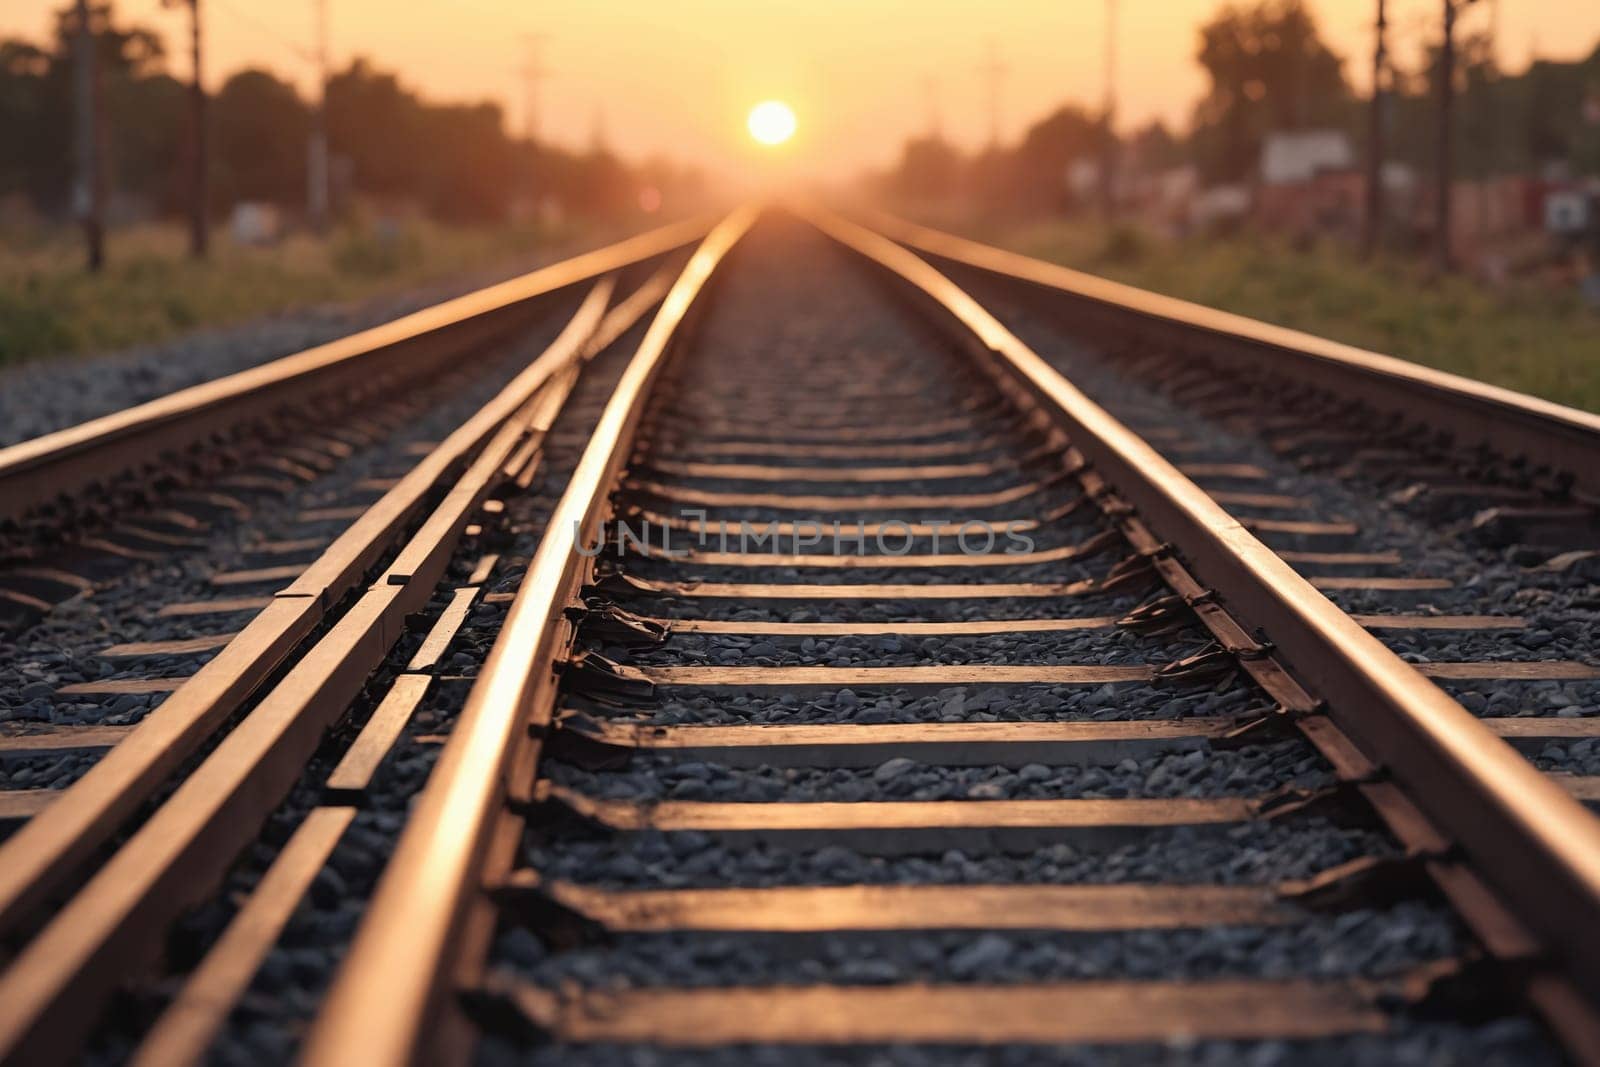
[308,0,331,232]
[173,0,208,259]
[72,0,104,271]
[1434,0,1479,273]
[979,42,1007,150]
[519,34,549,213]
[1102,0,1119,220]
[520,35,550,144]
[924,75,943,140]
[1363,0,1388,257]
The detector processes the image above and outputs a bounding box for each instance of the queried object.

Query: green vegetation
[0,218,592,365]
[974,219,1600,413]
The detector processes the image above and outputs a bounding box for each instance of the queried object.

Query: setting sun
[747,101,797,146]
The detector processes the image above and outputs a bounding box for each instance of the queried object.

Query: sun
[747,101,797,146]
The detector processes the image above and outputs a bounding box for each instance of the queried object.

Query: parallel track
[1,206,1598,1065]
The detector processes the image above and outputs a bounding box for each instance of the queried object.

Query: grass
[0,215,606,366]
[946,216,1600,414]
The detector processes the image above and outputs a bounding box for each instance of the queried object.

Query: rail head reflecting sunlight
[747,101,797,146]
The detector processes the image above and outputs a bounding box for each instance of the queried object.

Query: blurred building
[1260,130,1354,186]
[1255,130,1362,240]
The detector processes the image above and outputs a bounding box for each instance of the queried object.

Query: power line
[200,0,333,229]
[210,0,316,67]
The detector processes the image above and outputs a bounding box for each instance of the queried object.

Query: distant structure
[1260,130,1354,186]
[1257,130,1362,240]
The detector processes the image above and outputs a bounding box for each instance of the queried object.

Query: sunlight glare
[747,101,797,146]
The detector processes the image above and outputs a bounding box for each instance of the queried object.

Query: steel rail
[0,264,685,1064]
[865,211,1600,502]
[804,203,1600,1015]
[300,205,759,1067]
[0,217,710,524]
[0,276,663,1064]
[0,280,633,945]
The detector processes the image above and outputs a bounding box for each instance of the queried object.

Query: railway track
[1,205,1598,1065]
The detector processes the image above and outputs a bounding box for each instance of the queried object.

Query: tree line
[878,0,1600,214]
[0,3,704,228]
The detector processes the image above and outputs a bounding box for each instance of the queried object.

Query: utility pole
[519,34,548,144]
[168,0,208,258]
[519,33,548,216]
[979,42,1007,150]
[72,0,104,271]
[1434,0,1479,273]
[1101,0,1119,220]
[1475,0,1500,238]
[1363,0,1388,257]
[308,0,331,232]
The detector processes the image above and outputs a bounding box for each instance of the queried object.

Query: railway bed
[0,207,1598,1066]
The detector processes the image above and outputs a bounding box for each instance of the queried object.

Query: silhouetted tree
[414,101,514,220]
[0,3,176,215]
[1189,0,1353,182]
[1003,104,1105,210]
[1126,120,1186,171]
[892,135,963,201]
[326,59,424,204]
[213,68,309,207]
[0,40,59,206]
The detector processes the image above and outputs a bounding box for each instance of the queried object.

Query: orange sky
[6,0,1597,179]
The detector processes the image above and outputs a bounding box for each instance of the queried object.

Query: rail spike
[557,649,657,707]
[1279,852,1441,913]
[543,711,634,771]
[1152,644,1240,689]
[1115,592,1194,636]
[565,599,670,649]
[488,870,613,949]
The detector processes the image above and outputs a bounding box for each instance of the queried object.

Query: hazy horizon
[5,0,1597,181]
